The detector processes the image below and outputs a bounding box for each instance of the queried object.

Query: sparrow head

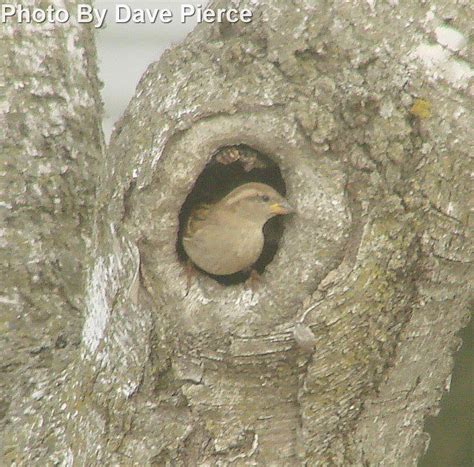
[219,182,294,224]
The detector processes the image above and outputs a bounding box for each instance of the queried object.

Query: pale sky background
[95,1,202,139]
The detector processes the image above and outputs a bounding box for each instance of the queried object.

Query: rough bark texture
[0,0,103,463]
[2,0,473,465]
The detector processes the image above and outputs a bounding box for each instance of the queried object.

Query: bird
[182,182,294,277]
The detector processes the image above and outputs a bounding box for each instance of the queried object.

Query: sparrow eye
[261,195,270,202]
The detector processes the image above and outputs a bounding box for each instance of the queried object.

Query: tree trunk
[1,0,472,465]
[1,0,103,462]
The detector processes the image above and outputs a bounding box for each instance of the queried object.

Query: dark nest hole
[177,145,287,285]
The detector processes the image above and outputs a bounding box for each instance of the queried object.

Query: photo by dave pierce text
[0,4,254,28]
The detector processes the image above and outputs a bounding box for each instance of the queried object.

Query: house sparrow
[183,182,294,276]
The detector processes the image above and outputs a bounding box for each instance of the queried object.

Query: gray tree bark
[1,0,472,465]
[1,0,103,463]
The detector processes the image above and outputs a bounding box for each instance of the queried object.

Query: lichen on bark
[2,0,472,465]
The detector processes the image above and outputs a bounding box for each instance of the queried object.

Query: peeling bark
[1,0,472,465]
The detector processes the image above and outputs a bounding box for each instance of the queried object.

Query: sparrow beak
[270,200,295,215]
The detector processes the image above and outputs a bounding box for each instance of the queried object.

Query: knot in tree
[4,1,471,466]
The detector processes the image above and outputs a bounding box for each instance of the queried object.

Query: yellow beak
[270,201,294,215]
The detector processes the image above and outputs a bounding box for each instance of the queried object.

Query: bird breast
[183,216,265,276]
